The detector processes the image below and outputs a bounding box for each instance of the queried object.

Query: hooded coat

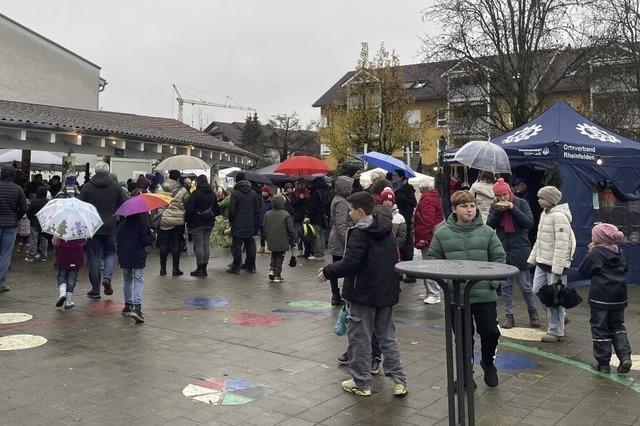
[427,212,506,304]
[185,183,219,229]
[527,203,576,275]
[579,246,628,310]
[323,215,400,307]
[328,176,353,256]
[413,188,444,248]
[155,178,190,228]
[394,180,417,225]
[308,177,330,228]
[264,194,296,252]
[469,180,495,223]
[27,186,49,231]
[228,180,261,238]
[117,215,154,269]
[486,196,534,270]
[79,171,126,235]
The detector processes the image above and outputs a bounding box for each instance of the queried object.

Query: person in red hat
[486,178,539,329]
[380,187,407,249]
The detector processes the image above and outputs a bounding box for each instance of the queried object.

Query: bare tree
[266,113,319,162]
[590,0,640,138]
[421,0,612,135]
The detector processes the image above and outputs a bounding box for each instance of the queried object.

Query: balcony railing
[448,117,491,136]
[448,84,486,103]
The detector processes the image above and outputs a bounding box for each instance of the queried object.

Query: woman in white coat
[528,186,576,343]
[469,171,496,223]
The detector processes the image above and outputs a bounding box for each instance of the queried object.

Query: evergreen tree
[240,112,264,154]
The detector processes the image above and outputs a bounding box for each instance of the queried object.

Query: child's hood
[548,203,573,223]
[594,245,626,269]
[271,194,285,210]
[356,215,392,240]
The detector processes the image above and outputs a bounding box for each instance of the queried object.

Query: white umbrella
[452,140,511,174]
[155,155,209,171]
[36,198,103,241]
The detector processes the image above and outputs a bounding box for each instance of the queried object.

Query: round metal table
[396,260,519,426]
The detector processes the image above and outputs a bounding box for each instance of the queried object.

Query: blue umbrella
[360,151,416,178]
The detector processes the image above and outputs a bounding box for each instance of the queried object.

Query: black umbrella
[227,170,274,185]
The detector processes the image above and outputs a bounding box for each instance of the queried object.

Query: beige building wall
[0,14,102,110]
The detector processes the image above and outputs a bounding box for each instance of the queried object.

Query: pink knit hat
[592,223,624,246]
[493,178,511,196]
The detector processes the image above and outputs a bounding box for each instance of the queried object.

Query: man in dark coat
[227,172,261,273]
[291,179,309,255]
[0,166,27,293]
[391,169,417,281]
[79,162,127,299]
[487,178,539,329]
[307,176,330,261]
[343,164,364,193]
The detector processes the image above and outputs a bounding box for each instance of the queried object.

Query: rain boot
[56,283,67,308]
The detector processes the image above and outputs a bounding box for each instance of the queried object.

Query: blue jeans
[294,223,303,251]
[123,268,144,305]
[57,268,79,293]
[501,269,536,315]
[0,226,17,286]
[28,226,48,258]
[532,266,566,337]
[85,234,116,295]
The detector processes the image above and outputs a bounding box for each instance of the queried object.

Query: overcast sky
[1,1,436,127]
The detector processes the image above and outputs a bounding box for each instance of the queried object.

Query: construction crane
[172,84,257,123]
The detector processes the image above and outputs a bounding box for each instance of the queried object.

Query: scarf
[498,192,515,234]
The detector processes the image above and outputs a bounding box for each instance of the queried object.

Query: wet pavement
[1,245,640,425]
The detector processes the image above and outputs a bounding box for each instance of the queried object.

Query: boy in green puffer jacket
[428,190,506,389]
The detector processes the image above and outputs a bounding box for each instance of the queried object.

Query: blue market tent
[442,100,640,282]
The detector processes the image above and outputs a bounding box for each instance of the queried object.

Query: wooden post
[21,150,31,181]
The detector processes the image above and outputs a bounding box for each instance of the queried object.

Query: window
[437,107,447,127]
[320,143,331,155]
[320,115,329,128]
[406,109,421,125]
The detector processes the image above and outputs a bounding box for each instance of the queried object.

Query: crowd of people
[0,161,633,396]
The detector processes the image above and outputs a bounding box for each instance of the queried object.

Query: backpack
[151,186,182,228]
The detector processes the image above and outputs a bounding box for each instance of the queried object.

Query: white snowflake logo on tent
[576,123,621,144]
[502,124,543,144]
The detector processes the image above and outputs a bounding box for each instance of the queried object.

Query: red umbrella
[274,156,330,175]
[115,194,169,217]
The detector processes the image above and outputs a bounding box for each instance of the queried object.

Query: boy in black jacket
[117,213,154,323]
[579,223,632,373]
[319,192,407,397]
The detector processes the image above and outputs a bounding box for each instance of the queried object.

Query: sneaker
[480,360,499,387]
[541,333,561,343]
[273,276,284,283]
[331,297,346,306]
[39,256,47,262]
[501,314,515,329]
[130,305,145,324]
[393,383,408,397]
[617,358,633,374]
[102,278,113,296]
[341,379,371,396]
[591,363,611,373]
[172,270,184,276]
[24,256,36,262]
[417,293,427,300]
[86,291,101,300]
[64,300,75,309]
[226,268,240,274]
[424,295,441,305]
[308,256,324,262]
[121,304,132,316]
[371,359,380,375]
[0,286,10,293]
[337,353,349,365]
[268,270,275,281]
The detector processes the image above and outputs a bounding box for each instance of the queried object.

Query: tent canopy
[492,101,640,164]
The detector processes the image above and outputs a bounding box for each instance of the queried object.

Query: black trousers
[399,219,414,261]
[269,251,285,275]
[450,301,500,367]
[330,255,342,297]
[231,236,256,270]
[158,225,184,271]
[590,307,632,365]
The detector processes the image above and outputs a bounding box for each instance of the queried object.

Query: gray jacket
[328,176,353,256]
